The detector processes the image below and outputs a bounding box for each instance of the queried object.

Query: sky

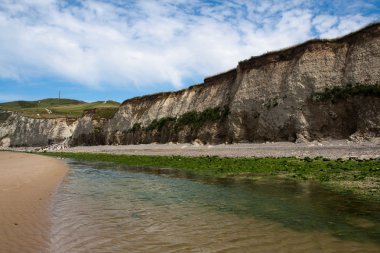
[0,0,379,103]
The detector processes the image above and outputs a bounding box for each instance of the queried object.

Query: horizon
[1,0,379,103]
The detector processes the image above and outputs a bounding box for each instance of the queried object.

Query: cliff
[0,111,76,147]
[1,23,379,147]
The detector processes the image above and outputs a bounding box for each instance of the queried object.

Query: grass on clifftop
[46,152,380,200]
[0,98,120,119]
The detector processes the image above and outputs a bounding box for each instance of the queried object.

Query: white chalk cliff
[1,23,379,147]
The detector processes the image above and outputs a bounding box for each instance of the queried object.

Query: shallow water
[50,160,380,252]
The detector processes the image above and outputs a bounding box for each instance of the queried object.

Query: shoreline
[68,140,380,159]
[10,139,378,159]
[45,151,380,201]
[0,152,68,253]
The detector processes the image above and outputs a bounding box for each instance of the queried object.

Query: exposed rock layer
[1,23,379,147]
[0,111,76,147]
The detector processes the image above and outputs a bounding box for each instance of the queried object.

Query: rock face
[1,23,379,147]
[0,111,77,147]
[97,23,380,145]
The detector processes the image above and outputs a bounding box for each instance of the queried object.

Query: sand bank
[55,139,380,159]
[0,152,68,253]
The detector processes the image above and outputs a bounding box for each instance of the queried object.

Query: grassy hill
[0,98,120,119]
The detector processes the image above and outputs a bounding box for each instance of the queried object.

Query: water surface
[51,160,380,252]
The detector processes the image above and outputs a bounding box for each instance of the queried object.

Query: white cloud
[312,15,338,34]
[313,14,375,39]
[0,0,378,90]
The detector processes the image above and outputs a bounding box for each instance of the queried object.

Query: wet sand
[0,152,68,253]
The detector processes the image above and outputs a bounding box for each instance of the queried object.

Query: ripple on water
[50,160,380,253]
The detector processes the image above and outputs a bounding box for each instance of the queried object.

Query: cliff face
[0,111,77,147]
[227,25,380,142]
[83,23,378,145]
[1,23,379,147]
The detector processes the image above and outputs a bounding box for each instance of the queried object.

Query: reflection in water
[50,160,380,252]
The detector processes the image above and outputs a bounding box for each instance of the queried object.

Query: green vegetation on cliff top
[46,152,380,200]
[0,98,120,119]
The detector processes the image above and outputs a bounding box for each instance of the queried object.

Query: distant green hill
[0,98,120,119]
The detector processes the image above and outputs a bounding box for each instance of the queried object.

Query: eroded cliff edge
[1,23,380,147]
[0,111,76,147]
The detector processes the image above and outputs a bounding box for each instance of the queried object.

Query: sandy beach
[0,152,68,253]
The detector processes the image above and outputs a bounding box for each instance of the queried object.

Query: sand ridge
[0,152,68,253]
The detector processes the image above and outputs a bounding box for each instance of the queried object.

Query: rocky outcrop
[69,109,108,146]
[1,23,379,147]
[0,111,76,147]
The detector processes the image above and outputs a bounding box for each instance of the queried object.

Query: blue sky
[0,0,379,103]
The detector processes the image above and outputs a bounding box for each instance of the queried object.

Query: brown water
[50,160,380,252]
